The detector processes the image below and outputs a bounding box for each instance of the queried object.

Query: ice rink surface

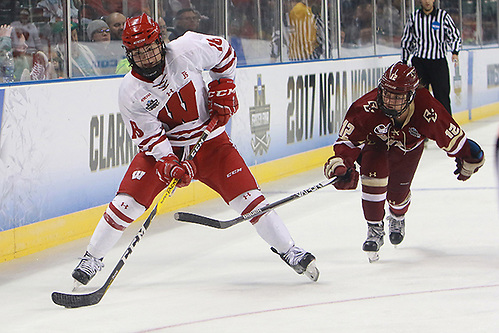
[1,116,498,333]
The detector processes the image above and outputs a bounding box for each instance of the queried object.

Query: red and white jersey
[333,87,474,164]
[118,31,237,161]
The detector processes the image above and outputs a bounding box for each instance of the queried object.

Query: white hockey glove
[454,139,485,181]
[324,156,359,190]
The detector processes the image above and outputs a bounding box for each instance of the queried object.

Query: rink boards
[1,50,499,262]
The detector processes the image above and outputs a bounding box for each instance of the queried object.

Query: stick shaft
[175,176,339,229]
[52,118,218,308]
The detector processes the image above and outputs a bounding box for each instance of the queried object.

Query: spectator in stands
[343,1,373,47]
[36,0,78,23]
[0,24,14,82]
[52,21,100,77]
[168,0,193,20]
[272,0,325,61]
[105,12,126,41]
[87,19,111,43]
[10,8,43,56]
[0,24,11,49]
[158,16,168,39]
[87,19,124,75]
[168,8,201,41]
[11,29,31,80]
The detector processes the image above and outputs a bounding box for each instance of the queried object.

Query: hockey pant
[359,142,424,224]
[87,132,294,258]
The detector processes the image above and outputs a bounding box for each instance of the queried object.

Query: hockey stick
[174,175,340,229]
[52,117,218,308]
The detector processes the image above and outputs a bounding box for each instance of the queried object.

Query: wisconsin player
[324,62,484,262]
[71,14,319,286]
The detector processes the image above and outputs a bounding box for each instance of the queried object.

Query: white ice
[1,116,498,333]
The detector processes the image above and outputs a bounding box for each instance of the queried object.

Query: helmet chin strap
[382,106,407,118]
[134,60,165,80]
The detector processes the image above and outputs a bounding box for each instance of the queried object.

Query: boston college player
[324,61,484,262]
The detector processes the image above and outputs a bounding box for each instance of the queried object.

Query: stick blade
[51,290,104,308]
[174,212,224,228]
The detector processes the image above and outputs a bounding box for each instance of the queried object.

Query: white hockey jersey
[118,31,237,161]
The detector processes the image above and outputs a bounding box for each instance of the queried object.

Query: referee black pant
[411,57,452,115]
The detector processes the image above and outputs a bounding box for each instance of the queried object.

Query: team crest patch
[423,108,438,122]
[408,127,421,138]
[145,99,160,111]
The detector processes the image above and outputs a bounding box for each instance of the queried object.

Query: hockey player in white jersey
[71,13,319,286]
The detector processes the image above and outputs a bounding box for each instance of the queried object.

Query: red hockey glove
[207,78,238,126]
[155,153,197,188]
[324,156,359,190]
[454,156,484,181]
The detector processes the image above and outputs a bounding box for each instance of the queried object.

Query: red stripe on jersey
[220,47,233,62]
[138,131,163,150]
[147,134,167,151]
[169,121,207,137]
[212,57,236,73]
[109,202,134,224]
[103,211,126,231]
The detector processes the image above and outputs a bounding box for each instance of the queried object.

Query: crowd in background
[0,0,497,83]
[0,0,214,82]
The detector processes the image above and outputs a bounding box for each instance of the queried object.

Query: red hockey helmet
[377,62,420,118]
[122,13,166,79]
[122,13,161,50]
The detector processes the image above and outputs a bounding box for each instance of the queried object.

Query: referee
[401,0,461,114]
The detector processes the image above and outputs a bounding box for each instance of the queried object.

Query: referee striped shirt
[401,7,461,62]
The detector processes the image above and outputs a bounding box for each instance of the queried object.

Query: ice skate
[362,223,385,263]
[271,246,319,282]
[387,214,405,246]
[72,251,104,286]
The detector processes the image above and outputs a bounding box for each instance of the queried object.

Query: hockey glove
[207,78,239,126]
[156,153,196,188]
[324,156,359,190]
[454,157,484,181]
[454,139,485,181]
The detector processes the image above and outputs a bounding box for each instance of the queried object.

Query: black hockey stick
[52,117,218,308]
[174,175,340,229]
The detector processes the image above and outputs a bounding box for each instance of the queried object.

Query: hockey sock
[87,194,146,259]
[229,190,294,254]
[253,210,294,254]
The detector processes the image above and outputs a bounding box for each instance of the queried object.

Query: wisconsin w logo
[132,170,146,180]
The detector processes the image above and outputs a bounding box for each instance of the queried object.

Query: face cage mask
[125,39,166,80]
[377,88,415,118]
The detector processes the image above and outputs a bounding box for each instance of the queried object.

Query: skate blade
[366,251,379,263]
[72,279,84,292]
[304,261,319,282]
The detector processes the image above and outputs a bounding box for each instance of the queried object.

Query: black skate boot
[387,215,405,245]
[271,246,319,282]
[362,222,385,263]
[72,251,104,287]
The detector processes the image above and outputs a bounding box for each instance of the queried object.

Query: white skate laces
[362,223,385,263]
[387,215,405,246]
[72,251,104,286]
[272,246,319,282]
